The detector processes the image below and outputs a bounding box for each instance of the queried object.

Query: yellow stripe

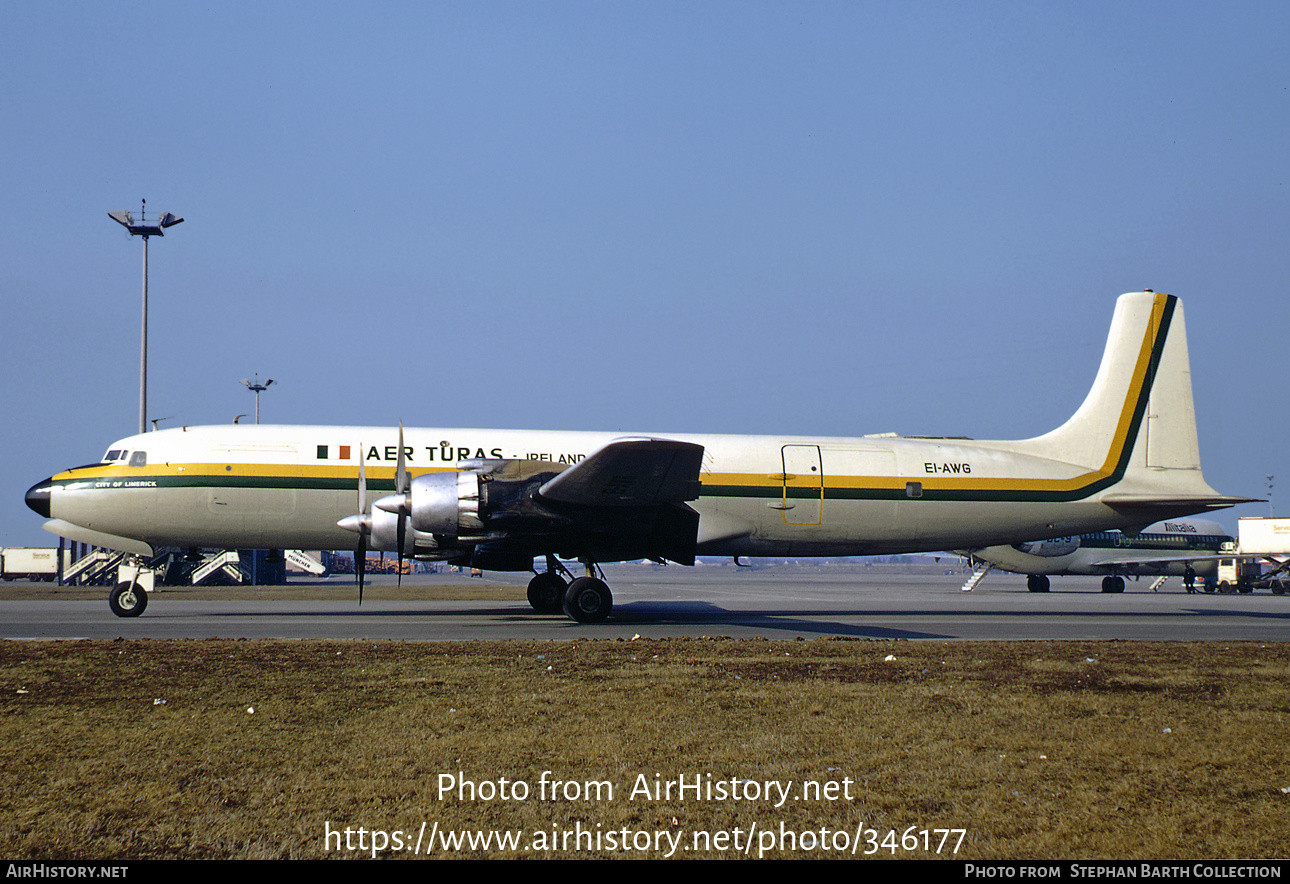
[53,463,456,481]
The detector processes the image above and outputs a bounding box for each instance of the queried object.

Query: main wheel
[1027,574,1050,593]
[108,581,148,618]
[1101,576,1125,593]
[563,576,613,623]
[526,572,567,613]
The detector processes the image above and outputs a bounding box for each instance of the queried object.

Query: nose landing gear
[108,581,148,617]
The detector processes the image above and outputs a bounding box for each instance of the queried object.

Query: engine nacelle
[405,471,482,536]
[366,504,430,556]
[373,461,567,549]
[1012,536,1080,557]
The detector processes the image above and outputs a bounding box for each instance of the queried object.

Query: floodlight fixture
[108,198,184,434]
[240,375,276,424]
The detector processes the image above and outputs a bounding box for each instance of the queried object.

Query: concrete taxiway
[4,564,1289,641]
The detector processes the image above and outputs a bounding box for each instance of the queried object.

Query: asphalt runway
[5,565,1290,641]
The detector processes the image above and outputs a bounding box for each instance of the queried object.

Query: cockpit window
[129,451,147,467]
[103,449,123,462]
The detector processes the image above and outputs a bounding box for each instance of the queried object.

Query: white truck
[1214,518,1290,594]
[1,547,60,582]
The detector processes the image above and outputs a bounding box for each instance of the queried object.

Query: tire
[526,572,567,614]
[108,581,147,618]
[1102,576,1125,593]
[1027,574,1050,593]
[562,576,613,623]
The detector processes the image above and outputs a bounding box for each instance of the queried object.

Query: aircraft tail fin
[1015,291,1247,513]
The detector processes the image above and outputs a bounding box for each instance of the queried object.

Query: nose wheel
[108,581,148,617]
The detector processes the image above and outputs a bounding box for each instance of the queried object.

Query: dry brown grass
[2,638,1288,859]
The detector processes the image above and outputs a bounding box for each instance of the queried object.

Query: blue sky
[3,2,1286,547]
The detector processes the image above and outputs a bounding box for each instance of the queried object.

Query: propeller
[337,428,417,600]
[335,443,370,604]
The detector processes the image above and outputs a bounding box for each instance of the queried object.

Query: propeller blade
[396,422,407,587]
[357,442,367,605]
[396,526,406,586]
[395,422,408,494]
[357,531,366,605]
[357,442,367,514]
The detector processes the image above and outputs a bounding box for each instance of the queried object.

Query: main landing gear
[526,571,566,614]
[1101,575,1126,593]
[525,556,614,623]
[563,576,613,623]
[1026,574,1050,593]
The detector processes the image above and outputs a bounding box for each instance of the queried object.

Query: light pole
[108,199,184,435]
[240,375,275,424]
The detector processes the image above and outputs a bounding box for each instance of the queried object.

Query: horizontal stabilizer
[537,438,704,508]
[1102,493,1260,511]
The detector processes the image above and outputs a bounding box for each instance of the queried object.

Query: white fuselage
[35,422,1192,560]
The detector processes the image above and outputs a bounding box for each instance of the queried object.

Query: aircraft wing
[1083,551,1227,570]
[536,437,704,507]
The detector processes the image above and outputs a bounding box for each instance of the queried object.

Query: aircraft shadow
[184,596,1290,642]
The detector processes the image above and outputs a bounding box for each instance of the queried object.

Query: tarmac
[4,562,1289,641]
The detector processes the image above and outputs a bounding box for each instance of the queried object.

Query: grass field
[3,636,1288,859]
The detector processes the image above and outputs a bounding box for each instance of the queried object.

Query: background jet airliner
[26,292,1249,621]
[959,517,1234,593]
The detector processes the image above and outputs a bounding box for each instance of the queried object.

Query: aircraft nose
[25,478,52,518]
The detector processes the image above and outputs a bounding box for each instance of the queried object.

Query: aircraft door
[781,444,823,526]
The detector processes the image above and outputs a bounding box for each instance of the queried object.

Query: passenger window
[129,451,147,467]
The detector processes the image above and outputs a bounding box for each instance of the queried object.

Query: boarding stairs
[284,549,326,576]
[961,562,992,592]
[191,550,248,585]
[62,549,129,585]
